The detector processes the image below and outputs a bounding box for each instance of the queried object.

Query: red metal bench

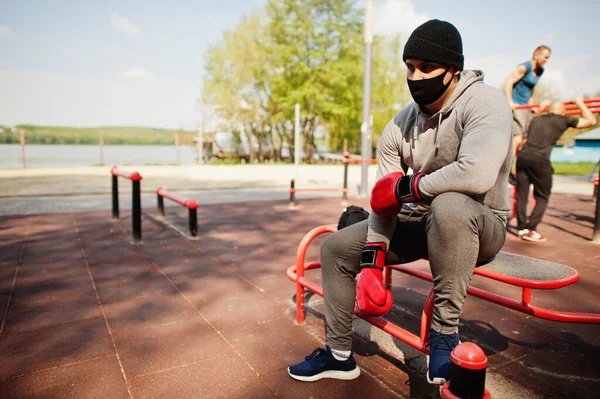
[287,224,600,355]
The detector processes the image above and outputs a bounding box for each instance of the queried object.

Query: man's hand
[573,96,584,106]
[356,242,393,317]
[509,101,517,111]
[370,172,426,217]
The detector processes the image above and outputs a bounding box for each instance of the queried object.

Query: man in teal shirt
[504,46,552,163]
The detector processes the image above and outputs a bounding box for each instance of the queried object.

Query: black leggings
[516,154,553,231]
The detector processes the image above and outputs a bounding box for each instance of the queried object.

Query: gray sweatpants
[321,192,506,351]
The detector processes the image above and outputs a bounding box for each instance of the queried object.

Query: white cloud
[372,0,429,41]
[0,70,200,129]
[110,12,139,36]
[121,67,155,80]
[0,25,15,37]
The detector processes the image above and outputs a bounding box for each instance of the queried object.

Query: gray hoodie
[367,70,513,245]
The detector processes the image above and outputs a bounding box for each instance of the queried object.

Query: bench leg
[421,289,435,348]
[296,282,305,324]
[385,267,392,290]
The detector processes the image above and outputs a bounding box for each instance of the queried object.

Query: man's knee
[429,192,476,228]
[320,221,366,275]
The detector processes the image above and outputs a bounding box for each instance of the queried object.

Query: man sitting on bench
[288,19,513,385]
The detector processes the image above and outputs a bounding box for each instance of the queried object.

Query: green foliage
[0,126,198,145]
[202,0,409,160]
[551,162,597,175]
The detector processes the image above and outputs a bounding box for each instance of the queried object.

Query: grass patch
[551,162,597,175]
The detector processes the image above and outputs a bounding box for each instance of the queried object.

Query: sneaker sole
[425,339,462,386]
[425,355,446,385]
[521,236,546,242]
[287,366,360,382]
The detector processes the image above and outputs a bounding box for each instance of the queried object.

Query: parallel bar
[111,166,142,181]
[157,193,165,217]
[132,180,142,242]
[189,208,197,237]
[343,158,379,164]
[156,187,199,237]
[112,174,119,219]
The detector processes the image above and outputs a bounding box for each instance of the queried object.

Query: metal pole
[20,129,26,169]
[189,208,198,237]
[294,104,301,181]
[99,131,104,166]
[132,180,142,241]
[593,162,600,244]
[112,174,119,219]
[197,120,204,165]
[157,193,165,218]
[360,0,374,196]
[342,152,349,206]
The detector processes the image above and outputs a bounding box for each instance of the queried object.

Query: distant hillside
[0,125,200,145]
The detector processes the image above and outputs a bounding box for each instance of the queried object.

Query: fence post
[20,129,26,169]
[174,132,180,166]
[341,152,349,206]
[99,131,105,166]
[112,171,119,219]
[131,175,142,242]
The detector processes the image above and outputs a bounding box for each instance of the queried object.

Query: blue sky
[1,0,599,129]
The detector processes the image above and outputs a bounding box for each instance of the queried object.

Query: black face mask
[407,68,451,106]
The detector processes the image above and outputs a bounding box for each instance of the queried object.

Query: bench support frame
[287,225,600,356]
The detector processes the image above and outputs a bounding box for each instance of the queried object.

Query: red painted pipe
[111,166,142,181]
[157,187,198,209]
[565,107,600,116]
[515,97,600,110]
[343,158,379,164]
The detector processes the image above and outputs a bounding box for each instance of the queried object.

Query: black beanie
[402,19,464,71]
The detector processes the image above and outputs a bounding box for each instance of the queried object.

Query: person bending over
[516,97,596,242]
[504,46,551,159]
[288,19,513,385]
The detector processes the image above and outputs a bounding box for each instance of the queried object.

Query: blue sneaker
[288,347,360,382]
[426,330,460,385]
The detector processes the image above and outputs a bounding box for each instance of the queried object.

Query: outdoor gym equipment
[287,225,600,398]
[156,187,199,237]
[110,166,142,242]
[289,152,378,207]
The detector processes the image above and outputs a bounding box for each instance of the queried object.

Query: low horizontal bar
[111,166,142,181]
[156,187,198,209]
[291,188,346,193]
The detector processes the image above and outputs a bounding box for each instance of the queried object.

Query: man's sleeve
[418,88,513,199]
[366,118,403,246]
[566,116,579,128]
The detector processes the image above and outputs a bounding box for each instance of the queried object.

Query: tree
[202,11,271,163]
[370,34,410,153]
[265,0,363,160]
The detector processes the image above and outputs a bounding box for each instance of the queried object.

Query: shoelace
[305,348,326,361]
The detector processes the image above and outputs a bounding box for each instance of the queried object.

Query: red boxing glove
[356,242,393,317]
[370,171,405,217]
[370,172,426,217]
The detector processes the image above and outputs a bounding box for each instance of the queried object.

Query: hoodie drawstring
[434,112,442,151]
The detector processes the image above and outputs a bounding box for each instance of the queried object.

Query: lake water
[0,144,198,169]
[0,143,598,169]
